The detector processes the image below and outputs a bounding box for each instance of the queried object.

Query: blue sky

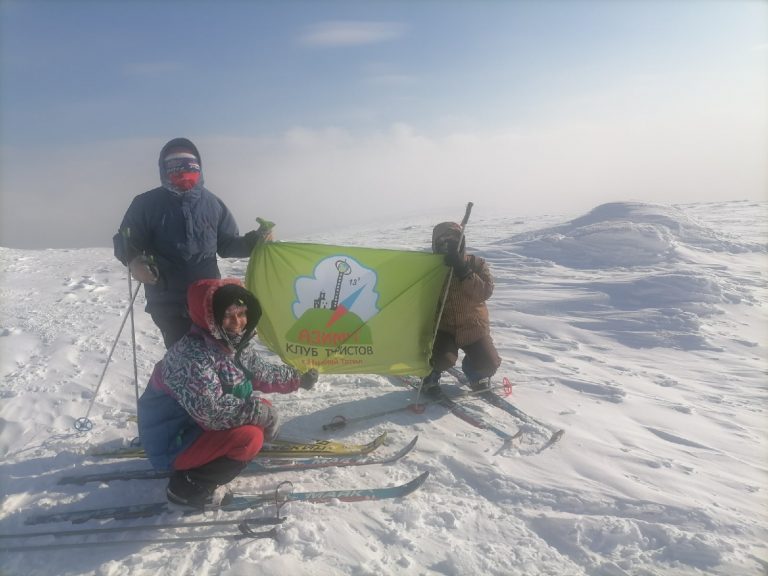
[1,0,766,248]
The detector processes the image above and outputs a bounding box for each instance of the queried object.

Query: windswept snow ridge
[1,200,766,575]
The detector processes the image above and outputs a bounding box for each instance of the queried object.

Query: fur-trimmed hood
[186,278,260,343]
[432,221,465,254]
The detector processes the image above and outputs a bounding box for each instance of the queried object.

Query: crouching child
[138,278,318,507]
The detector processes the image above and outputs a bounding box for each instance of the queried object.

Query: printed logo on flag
[286,255,379,368]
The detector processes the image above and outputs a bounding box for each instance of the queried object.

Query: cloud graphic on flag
[292,255,379,321]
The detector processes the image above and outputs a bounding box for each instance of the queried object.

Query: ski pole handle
[460,202,473,229]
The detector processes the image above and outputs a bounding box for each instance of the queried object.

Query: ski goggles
[164,152,200,175]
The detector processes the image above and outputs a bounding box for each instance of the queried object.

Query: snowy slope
[0,200,766,576]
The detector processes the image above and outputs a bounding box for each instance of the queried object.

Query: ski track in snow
[0,200,766,576]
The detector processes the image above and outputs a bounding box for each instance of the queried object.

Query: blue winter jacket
[113,138,256,317]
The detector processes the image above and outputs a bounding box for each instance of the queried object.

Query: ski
[25,471,430,526]
[322,382,511,431]
[264,432,388,457]
[445,367,565,452]
[58,435,418,485]
[89,431,388,460]
[0,516,283,552]
[474,391,564,454]
[387,376,521,454]
[0,526,279,552]
[1,515,283,540]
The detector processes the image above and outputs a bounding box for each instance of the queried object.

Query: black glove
[443,240,471,279]
[243,229,266,250]
[300,369,319,390]
[244,221,275,250]
[252,399,281,441]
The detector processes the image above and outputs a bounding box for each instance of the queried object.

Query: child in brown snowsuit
[422,222,501,396]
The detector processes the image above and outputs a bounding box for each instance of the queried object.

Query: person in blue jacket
[113,137,272,348]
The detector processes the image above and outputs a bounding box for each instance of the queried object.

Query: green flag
[246,242,448,376]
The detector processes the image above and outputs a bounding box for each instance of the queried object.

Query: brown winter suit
[430,222,501,381]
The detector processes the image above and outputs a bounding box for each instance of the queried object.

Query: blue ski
[0,517,283,552]
[25,471,430,526]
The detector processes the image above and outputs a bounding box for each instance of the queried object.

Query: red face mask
[164,153,201,191]
[169,171,201,191]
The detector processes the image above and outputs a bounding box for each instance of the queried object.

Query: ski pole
[126,236,141,424]
[74,279,142,433]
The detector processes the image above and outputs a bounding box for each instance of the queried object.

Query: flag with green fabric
[245,242,448,376]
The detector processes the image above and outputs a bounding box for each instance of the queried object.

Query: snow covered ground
[1,199,766,576]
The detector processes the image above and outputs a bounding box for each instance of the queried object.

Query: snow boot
[420,370,443,398]
[167,457,246,507]
[468,377,492,392]
[166,471,217,507]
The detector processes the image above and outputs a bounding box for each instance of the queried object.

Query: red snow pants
[173,425,264,470]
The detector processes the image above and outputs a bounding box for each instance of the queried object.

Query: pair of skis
[387,374,524,454]
[0,433,428,551]
[1,471,429,551]
[0,516,283,551]
[443,368,565,453]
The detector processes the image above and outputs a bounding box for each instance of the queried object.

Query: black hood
[158,137,205,192]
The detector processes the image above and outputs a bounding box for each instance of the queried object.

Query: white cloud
[299,21,406,47]
[199,116,766,243]
[1,109,765,250]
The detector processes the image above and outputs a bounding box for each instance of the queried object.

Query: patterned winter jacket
[137,278,302,470]
[113,138,258,318]
[432,222,494,346]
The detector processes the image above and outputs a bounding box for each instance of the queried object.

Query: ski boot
[468,377,492,392]
[166,471,218,508]
[420,370,443,398]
